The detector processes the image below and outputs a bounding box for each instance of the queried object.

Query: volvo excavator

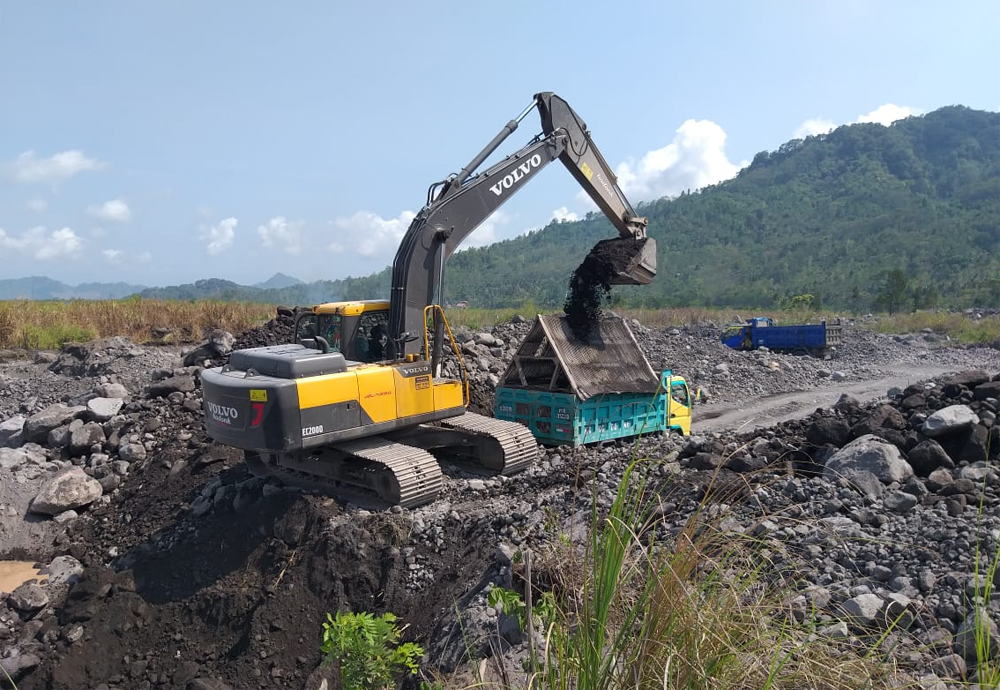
[201,92,656,508]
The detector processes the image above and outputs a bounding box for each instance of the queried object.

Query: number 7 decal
[250,402,264,427]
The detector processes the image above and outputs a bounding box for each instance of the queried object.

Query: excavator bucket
[588,236,657,285]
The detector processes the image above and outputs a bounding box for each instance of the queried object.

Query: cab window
[357,312,389,362]
[317,315,342,352]
[670,381,690,407]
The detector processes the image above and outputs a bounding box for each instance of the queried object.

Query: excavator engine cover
[594,236,657,285]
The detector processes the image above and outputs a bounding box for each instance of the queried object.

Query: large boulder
[824,434,914,484]
[23,404,86,443]
[29,468,104,516]
[850,403,907,438]
[922,405,978,438]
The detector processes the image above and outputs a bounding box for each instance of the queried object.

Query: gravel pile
[1,314,1000,689]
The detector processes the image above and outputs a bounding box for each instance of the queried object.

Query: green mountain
[443,105,1000,311]
[130,105,1000,311]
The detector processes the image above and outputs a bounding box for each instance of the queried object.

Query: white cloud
[857,103,921,126]
[0,226,83,260]
[200,217,237,255]
[4,150,107,183]
[102,248,152,265]
[793,117,836,139]
[551,206,579,223]
[257,216,303,255]
[613,119,741,202]
[25,198,47,213]
[87,198,132,222]
[330,210,416,259]
[792,104,923,140]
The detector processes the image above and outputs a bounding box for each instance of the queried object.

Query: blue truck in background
[721,316,842,356]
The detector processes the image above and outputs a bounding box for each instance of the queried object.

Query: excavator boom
[388,92,655,357]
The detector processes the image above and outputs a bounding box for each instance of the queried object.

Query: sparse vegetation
[0,298,274,349]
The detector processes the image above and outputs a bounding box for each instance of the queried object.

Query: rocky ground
[2,312,1000,689]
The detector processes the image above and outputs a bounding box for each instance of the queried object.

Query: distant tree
[880,269,910,314]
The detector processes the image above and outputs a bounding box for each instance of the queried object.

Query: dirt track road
[691,365,962,434]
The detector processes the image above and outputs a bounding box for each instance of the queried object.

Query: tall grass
[872,311,1000,345]
[524,459,891,690]
[0,299,275,349]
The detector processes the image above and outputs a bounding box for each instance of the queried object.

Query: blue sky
[1,0,997,288]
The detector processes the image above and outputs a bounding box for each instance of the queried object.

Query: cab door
[666,377,692,435]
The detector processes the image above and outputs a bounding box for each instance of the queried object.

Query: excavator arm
[387,92,654,357]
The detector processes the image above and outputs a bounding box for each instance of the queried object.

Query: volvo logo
[489,154,542,197]
[207,401,239,425]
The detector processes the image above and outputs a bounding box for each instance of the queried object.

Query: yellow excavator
[201,92,656,507]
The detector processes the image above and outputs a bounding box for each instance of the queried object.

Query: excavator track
[436,411,539,475]
[246,437,443,509]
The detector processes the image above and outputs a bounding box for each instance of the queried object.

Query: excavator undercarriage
[241,411,537,508]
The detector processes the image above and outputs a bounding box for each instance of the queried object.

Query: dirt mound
[233,307,299,351]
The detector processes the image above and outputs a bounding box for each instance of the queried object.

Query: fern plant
[320,611,423,690]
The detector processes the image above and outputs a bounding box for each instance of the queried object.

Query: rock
[8,582,49,611]
[23,404,85,443]
[188,678,236,690]
[954,608,999,662]
[29,468,104,515]
[208,329,236,357]
[850,403,907,437]
[42,555,85,586]
[922,405,979,438]
[0,446,46,470]
[926,468,954,493]
[86,396,124,422]
[119,442,148,463]
[824,434,914,484]
[907,439,954,476]
[0,648,40,680]
[883,490,918,513]
[0,414,25,445]
[974,380,1000,401]
[70,421,106,454]
[843,470,885,500]
[147,374,196,398]
[96,382,130,399]
[806,417,852,447]
[183,344,217,367]
[841,593,885,629]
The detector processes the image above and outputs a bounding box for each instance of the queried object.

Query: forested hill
[138,106,999,311]
[444,105,1000,311]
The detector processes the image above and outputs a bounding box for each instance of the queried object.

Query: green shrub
[320,611,423,690]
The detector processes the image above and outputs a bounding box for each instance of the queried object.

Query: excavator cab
[294,301,391,362]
